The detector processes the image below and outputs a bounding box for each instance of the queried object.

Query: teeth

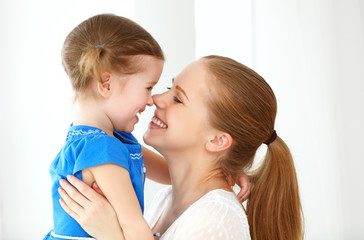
[152,117,167,128]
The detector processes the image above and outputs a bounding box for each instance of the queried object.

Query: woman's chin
[143,130,156,146]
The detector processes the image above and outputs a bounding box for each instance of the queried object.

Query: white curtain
[0,1,135,239]
[147,0,364,238]
[251,0,364,239]
[133,1,364,238]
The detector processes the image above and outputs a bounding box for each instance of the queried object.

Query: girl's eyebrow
[147,81,158,85]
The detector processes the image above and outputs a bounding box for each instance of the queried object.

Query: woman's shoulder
[192,189,247,220]
[172,189,251,239]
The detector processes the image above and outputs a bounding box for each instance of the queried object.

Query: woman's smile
[150,115,168,129]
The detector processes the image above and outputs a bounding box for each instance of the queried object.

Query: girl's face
[104,55,164,133]
[143,60,213,154]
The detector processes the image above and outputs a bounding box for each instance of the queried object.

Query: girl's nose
[147,94,154,106]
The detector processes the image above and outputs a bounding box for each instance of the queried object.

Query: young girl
[43,13,166,240]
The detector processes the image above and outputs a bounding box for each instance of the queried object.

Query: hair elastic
[264,130,277,145]
[95,45,104,49]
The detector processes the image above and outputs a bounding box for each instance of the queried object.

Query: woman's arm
[142,146,171,184]
[58,175,124,240]
[58,171,250,240]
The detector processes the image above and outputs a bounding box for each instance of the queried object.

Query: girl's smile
[102,55,164,133]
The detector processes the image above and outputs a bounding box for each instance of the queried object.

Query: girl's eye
[173,96,182,104]
[147,87,154,91]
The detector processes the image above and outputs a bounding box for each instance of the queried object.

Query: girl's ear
[205,132,232,153]
[97,72,112,98]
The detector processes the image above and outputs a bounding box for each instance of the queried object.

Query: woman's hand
[58,175,125,240]
[227,173,251,203]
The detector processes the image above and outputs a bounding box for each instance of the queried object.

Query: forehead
[132,55,164,82]
[174,61,208,87]
[112,55,163,87]
[136,55,164,72]
[174,60,211,102]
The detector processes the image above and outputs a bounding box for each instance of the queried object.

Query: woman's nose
[152,93,166,109]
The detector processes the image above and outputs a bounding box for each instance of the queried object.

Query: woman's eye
[147,87,154,91]
[173,96,182,104]
[166,87,182,103]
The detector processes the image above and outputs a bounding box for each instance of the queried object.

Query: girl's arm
[227,174,251,203]
[58,175,124,240]
[88,164,154,240]
[142,146,171,184]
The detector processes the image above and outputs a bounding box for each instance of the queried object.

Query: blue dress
[44,125,146,240]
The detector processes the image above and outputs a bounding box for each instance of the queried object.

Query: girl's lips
[136,109,144,123]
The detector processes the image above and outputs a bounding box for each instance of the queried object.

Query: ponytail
[62,14,164,96]
[247,137,303,240]
[77,45,108,90]
[201,55,303,240]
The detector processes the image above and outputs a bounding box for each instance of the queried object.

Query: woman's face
[143,60,214,154]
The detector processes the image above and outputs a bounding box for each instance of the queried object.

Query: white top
[145,186,251,240]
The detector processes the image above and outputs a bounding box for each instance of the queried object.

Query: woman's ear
[205,132,232,153]
[97,72,112,98]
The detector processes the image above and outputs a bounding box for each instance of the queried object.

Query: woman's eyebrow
[176,85,189,101]
[172,78,189,101]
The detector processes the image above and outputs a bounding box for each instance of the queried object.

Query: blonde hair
[201,55,303,240]
[62,13,164,95]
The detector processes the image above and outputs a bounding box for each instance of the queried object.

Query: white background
[0,0,363,239]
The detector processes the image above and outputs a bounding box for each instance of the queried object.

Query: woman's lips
[150,116,167,129]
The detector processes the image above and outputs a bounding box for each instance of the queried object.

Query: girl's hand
[58,175,125,240]
[227,173,251,203]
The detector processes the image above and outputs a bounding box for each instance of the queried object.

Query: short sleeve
[172,200,251,240]
[145,187,172,227]
[71,135,131,174]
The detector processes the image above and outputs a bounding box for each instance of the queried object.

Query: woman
[59,55,304,240]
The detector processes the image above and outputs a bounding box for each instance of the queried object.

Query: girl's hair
[62,13,164,95]
[201,55,303,240]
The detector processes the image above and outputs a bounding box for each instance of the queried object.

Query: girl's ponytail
[78,45,108,89]
[62,14,164,96]
[248,137,303,240]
